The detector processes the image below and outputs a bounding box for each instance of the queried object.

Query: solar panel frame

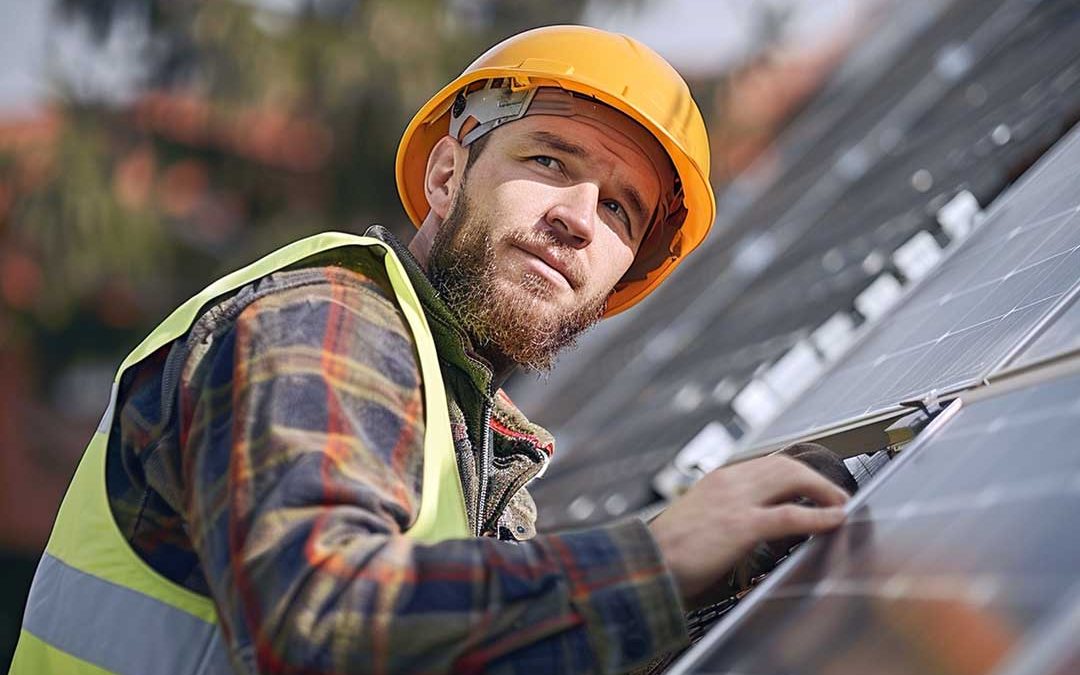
[669,355,1080,674]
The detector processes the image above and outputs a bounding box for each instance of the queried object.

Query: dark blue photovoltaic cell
[673,365,1080,675]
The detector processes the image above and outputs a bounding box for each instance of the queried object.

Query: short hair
[464,132,492,171]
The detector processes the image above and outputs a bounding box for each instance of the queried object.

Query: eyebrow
[527,131,650,231]
[529,130,588,157]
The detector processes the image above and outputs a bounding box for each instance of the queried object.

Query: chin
[513,273,575,307]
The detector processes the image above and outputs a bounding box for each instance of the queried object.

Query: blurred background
[4,0,1078,668]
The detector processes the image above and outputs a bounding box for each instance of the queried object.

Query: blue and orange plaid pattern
[105,233,689,674]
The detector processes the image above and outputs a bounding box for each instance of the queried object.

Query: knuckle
[761,455,788,471]
[770,454,799,469]
[707,466,737,489]
[782,504,817,531]
[777,504,802,526]
[764,504,799,531]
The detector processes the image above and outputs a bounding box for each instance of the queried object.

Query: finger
[752,457,851,507]
[754,503,847,541]
[781,443,859,495]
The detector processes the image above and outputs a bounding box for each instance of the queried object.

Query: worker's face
[428,114,663,371]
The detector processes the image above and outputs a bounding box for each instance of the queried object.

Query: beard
[427,186,608,373]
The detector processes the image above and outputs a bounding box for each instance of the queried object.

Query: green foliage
[14,108,170,326]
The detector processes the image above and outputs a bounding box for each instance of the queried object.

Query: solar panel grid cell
[1009,292,1080,370]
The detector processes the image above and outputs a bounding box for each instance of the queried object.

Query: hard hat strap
[449,82,540,147]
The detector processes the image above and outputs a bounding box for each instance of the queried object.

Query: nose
[545,182,597,249]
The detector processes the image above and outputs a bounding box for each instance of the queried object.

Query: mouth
[512,243,578,290]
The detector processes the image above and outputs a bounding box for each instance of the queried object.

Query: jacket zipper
[475,389,495,537]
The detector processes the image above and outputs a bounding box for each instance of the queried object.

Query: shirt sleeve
[179,264,688,675]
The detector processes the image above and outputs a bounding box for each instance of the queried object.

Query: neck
[408,217,439,271]
[481,350,518,389]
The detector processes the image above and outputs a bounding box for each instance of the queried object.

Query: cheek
[591,231,637,288]
[495,180,556,218]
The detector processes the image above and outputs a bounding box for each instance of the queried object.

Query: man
[13,25,848,674]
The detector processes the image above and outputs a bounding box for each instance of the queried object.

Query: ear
[425,136,466,219]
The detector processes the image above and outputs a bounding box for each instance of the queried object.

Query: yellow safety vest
[10,233,470,675]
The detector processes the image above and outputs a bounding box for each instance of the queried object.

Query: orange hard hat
[396,24,715,317]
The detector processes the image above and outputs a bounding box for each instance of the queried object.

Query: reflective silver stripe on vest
[97,382,120,435]
[22,553,234,674]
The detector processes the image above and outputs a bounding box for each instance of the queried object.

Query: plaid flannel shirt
[105,228,688,674]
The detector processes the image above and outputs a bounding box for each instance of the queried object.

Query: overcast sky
[0,0,50,116]
[585,0,861,79]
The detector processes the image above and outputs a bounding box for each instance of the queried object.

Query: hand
[648,455,848,608]
[726,443,860,591]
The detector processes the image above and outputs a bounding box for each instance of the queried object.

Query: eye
[601,199,632,231]
[531,155,563,171]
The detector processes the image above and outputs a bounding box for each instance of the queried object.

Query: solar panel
[669,359,1080,675]
[746,123,1080,450]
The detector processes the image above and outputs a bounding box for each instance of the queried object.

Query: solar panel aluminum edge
[737,122,1080,455]
[669,356,1080,675]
